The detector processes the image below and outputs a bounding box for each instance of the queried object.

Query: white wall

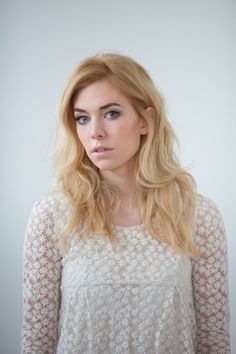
[1,0,235,352]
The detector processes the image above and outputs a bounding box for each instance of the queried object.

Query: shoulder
[29,190,73,231]
[193,193,226,250]
[196,193,219,212]
[25,191,73,255]
[195,193,224,228]
[31,189,72,216]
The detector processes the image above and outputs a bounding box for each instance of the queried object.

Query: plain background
[1,0,235,352]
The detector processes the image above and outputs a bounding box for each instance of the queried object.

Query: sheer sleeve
[21,196,62,354]
[192,194,230,353]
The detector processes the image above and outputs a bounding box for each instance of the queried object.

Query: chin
[95,164,116,171]
[92,161,120,171]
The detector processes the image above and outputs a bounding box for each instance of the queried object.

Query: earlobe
[140,106,155,135]
[140,122,148,135]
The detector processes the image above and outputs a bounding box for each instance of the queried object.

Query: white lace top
[21,192,230,354]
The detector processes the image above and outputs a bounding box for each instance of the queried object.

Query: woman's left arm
[192,195,231,354]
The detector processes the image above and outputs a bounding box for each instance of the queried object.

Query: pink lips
[91,146,113,153]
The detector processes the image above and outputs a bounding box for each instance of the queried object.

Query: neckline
[112,223,143,231]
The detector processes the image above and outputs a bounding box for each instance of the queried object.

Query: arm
[21,196,62,354]
[192,195,230,354]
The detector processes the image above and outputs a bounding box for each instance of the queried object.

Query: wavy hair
[51,52,198,257]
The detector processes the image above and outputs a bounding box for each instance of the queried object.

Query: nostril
[90,130,105,139]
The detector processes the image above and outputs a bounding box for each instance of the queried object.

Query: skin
[73,79,154,226]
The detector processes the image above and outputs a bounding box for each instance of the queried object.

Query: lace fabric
[21,193,230,353]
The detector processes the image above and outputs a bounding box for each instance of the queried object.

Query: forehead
[73,80,129,109]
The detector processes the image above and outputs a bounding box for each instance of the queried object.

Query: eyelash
[75,110,120,124]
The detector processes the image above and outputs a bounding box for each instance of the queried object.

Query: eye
[75,116,90,125]
[105,110,120,120]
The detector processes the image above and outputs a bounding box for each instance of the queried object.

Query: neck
[100,168,143,226]
[100,168,138,201]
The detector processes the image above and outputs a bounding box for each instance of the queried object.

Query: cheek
[116,127,141,155]
[76,125,80,138]
[76,127,87,149]
[122,121,142,142]
[118,120,140,135]
[76,124,84,139]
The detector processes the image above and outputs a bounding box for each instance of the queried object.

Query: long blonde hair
[51,52,198,257]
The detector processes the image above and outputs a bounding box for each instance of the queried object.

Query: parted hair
[51,52,198,257]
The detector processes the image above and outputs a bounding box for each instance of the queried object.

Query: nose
[90,123,106,140]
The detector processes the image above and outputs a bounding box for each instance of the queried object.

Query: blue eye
[106,111,120,119]
[75,116,90,124]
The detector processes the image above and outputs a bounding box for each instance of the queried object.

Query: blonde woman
[21,53,230,353]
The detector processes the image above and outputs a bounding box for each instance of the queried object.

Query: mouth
[91,146,113,153]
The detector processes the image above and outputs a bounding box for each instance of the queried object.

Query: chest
[61,228,192,293]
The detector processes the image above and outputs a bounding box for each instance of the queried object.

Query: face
[73,80,148,175]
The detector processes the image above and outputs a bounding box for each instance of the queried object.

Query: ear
[140,106,155,135]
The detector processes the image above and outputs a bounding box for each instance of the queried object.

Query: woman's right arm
[21,196,62,354]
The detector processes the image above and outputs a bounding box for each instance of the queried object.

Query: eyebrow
[73,103,122,113]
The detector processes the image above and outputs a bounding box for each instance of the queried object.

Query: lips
[91,146,113,153]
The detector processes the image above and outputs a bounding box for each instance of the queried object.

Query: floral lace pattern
[21,193,230,353]
[192,196,230,353]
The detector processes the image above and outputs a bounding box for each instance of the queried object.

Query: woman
[21,53,230,353]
